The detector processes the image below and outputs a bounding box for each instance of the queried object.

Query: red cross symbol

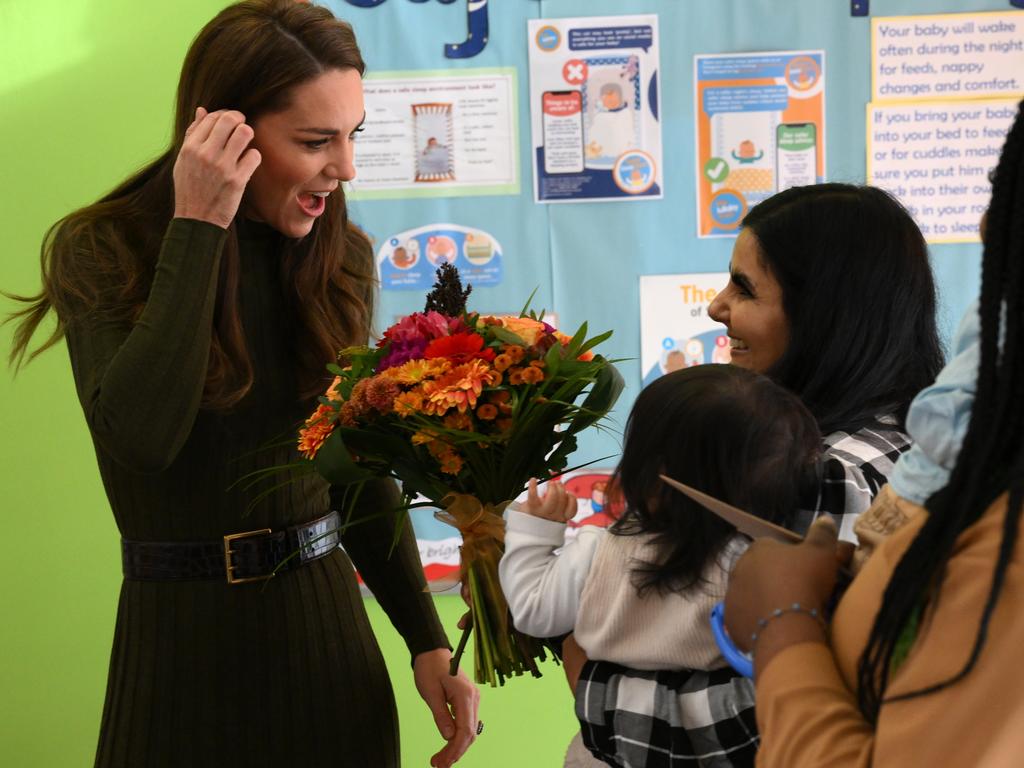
[562,59,588,85]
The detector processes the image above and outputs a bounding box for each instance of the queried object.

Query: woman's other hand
[173,107,261,229]
[521,478,576,524]
[723,516,840,677]
[413,648,480,768]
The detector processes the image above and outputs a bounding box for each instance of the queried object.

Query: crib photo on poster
[413,102,455,182]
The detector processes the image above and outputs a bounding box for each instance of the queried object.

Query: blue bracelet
[710,602,754,678]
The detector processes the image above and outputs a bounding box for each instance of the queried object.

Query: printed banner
[351,68,519,199]
[694,51,826,238]
[872,11,1024,102]
[377,223,503,291]
[640,273,732,386]
[406,468,619,590]
[527,15,663,203]
[867,99,1016,243]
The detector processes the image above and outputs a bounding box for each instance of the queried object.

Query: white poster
[527,15,663,203]
[350,68,519,199]
[867,99,1016,243]
[872,11,1024,102]
[639,273,731,387]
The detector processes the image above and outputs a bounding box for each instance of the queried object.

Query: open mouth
[298,191,329,217]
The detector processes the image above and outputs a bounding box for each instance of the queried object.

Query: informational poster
[405,468,618,590]
[868,11,1024,244]
[377,223,503,291]
[527,15,664,203]
[351,68,519,199]
[694,51,826,238]
[872,11,1024,101]
[867,99,1016,242]
[639,273,731,387]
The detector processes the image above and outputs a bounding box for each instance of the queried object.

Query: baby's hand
[522,478,577,523]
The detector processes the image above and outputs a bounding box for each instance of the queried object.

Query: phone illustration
[542,90,584,175]
[775,123,817,192]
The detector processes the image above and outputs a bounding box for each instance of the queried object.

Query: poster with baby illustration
[640,273,732,387]
[528,14,663,203]
[413,103,455,182]
[694,51,826,237]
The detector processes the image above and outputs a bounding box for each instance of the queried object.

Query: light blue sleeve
[890,301,980,505]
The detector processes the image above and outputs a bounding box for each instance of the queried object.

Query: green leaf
[518,286,540,317]
[577,328,614,357]
[313,430,377,485]
[489,325,528,347]
[566,360,624,435]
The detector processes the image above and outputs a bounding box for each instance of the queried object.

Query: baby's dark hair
[610,364,821,596]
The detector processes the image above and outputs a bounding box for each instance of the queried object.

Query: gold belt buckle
[223,528,274,585]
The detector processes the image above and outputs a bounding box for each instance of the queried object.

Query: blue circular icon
[709,191,746,227]
[390,237,400,247]
[536,26,561,51]
[662,337,675,350]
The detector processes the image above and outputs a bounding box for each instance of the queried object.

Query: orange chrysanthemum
[383,358,451,386]
[476,403,498,421]
[501,344,527,364]
[444,411,474,432]
[326,375,343,401]
[422,359,502,415]
[427,441,465,475]
[298,404,335,459]
[508,365,544,386]
[393,390,427,417]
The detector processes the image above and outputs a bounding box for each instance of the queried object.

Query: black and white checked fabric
[793,415,912,542]
[575,661,758,767]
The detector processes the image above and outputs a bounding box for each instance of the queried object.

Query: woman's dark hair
[743,184,944,435]
[610,365,821,596]
[6,0,374,408]
[856,100,1024,724]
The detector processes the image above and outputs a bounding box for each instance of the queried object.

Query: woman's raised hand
[173,107,262,229]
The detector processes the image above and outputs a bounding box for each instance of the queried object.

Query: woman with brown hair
[7,2,477,766]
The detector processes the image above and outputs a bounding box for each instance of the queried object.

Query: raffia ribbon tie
[434,493,509,580]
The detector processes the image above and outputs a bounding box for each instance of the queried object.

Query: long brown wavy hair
[7,0,375,409]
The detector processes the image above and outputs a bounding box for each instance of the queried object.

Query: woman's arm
[66,218,227,473]
[332,479,450,657]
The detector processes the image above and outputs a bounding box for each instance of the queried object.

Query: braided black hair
[856,99,1024,724]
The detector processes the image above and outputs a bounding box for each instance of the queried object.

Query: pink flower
[378,311,454,371]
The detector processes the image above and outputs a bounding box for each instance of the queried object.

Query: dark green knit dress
[65,218,448,768]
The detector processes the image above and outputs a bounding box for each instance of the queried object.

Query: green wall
[0,2,576,765]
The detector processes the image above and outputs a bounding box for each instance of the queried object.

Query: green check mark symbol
[704,157,729,183]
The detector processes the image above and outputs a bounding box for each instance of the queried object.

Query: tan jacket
[755,492,1024,767]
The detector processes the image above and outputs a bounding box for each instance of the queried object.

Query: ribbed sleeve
[65,218,226,473]
[334,479,451,659]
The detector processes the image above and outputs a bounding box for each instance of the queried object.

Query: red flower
[424,332,496,364]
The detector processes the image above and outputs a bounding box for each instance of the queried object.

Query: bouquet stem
[438,494,558,686]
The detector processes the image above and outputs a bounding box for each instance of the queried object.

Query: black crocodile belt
[121,511,341,584]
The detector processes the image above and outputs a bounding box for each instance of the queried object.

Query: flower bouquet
[298,265,623,686]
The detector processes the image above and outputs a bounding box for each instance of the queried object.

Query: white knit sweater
[499,507,747,671]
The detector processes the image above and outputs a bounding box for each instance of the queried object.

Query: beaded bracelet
[750,603,826,655]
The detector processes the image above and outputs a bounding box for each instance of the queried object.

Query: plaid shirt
[576,661,758,767]
[574,417,911,766]
[794,415,912,542]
